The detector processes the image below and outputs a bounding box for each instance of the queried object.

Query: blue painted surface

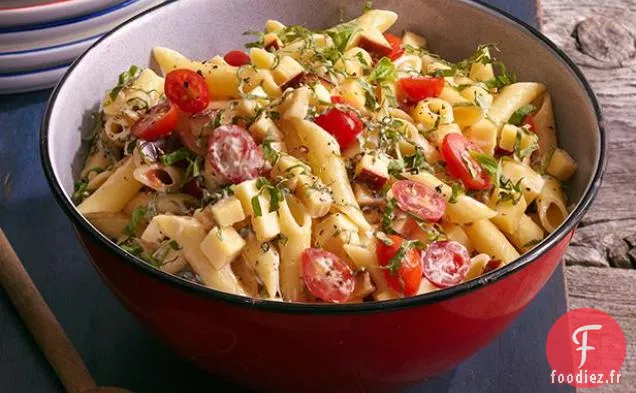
[0,1,573,392]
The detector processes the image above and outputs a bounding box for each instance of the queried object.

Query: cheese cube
[200,226,246,268]
[272,56,305,86]
[249,113,282,142]
[354,153,390,189]
[211,196,246,227]
[547,148,577,181]
[313,213,360,260]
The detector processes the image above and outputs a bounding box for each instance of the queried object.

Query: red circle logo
[546,308,626,388]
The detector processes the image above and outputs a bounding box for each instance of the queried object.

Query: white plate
[0,0,162,52]
[0,34,100,72]
[0,0,128,27]
[0,63,68,94]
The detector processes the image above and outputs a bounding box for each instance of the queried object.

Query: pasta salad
[74,8,578,303]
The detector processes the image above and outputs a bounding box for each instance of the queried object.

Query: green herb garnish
[509,104,536,126]
[123,207,147,236]
[369,57,396,83]
[109,65,141,101]
[471,152,498,178]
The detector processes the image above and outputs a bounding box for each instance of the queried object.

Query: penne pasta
[74,8,577,304]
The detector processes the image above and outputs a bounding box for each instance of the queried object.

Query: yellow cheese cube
[211,196,246,227]
[200,226,246,268]
[272,56,305,86]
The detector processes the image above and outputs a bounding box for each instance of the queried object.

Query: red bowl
[41,1,606,392]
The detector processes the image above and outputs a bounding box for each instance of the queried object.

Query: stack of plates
[0,0,163,94]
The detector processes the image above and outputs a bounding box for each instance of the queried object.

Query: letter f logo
[572,324,602,368]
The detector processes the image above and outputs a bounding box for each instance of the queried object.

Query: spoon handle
[0,228,97,393]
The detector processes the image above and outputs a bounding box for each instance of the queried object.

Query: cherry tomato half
[377,235,422,296]
[223,50,251,67]
[422,241,470,288]
[398,76,444,103]
[314,108,363,150]
[384,33,405,61]
[301,248,355,303]
[392,180,446,222]
[207,125,264,184]
[441,133,492,190]
[331,95,346,104]
[522,114,536,132]
[131,101,178,141]
[165,69,210,113]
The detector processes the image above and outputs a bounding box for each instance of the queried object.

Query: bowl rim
[40,0,607,315]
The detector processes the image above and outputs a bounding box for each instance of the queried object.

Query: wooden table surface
[0,0,633,392]
[540,1,636,391]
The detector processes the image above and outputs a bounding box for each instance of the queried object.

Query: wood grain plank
[566,267,636,392]
[540,0,636,269]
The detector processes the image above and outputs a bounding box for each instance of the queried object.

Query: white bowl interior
[46,0,601,241]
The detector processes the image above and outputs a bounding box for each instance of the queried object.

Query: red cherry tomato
[522,114,536,132]
[384,33,404,61]
[422,241,470,288]
[376,235,422,296]
[441,133,492,190]
[301,248,355,303]
[331,95,346,104]
[165,69,210,113]
[182,179,203,199]
[131,101,178,141]
[482,259,503,275]
[392,180,446,222]
[398,76,444,103]
[314,108,363,150]
[207,125,264,184]
[223,50,251,67]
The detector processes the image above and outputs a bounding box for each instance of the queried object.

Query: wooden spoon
[0,228,133,393]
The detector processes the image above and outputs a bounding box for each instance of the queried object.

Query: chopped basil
[386,240,421,275]
[471,152,498,178]
[382,198,397,234]
[262,137,280,164]
[512,127,539,160]
[243,30,264,49]
[497,175,523,205]
[160,148,193,166]
[72,179,90,204]
[326,23,359,52]
[109,65,141,101]
[369,57,396,83]
[251,195,263,217]
[403,147,434,175]
[509,104,536,126]
[119,238,145,257]
[449,182,464,204]
[123,207,147,236]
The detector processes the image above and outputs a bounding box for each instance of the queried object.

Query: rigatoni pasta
[73,7,576,304]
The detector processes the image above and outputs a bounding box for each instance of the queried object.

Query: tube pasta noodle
[73,8,577,303]
[507,215,545,252]
[532,93,557,159]
[467,83,545,154]
[536,176,569,233]
[278,195,312,302]
[152,215,246,295]
[78,157,143,214]
[463,220,520,264]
